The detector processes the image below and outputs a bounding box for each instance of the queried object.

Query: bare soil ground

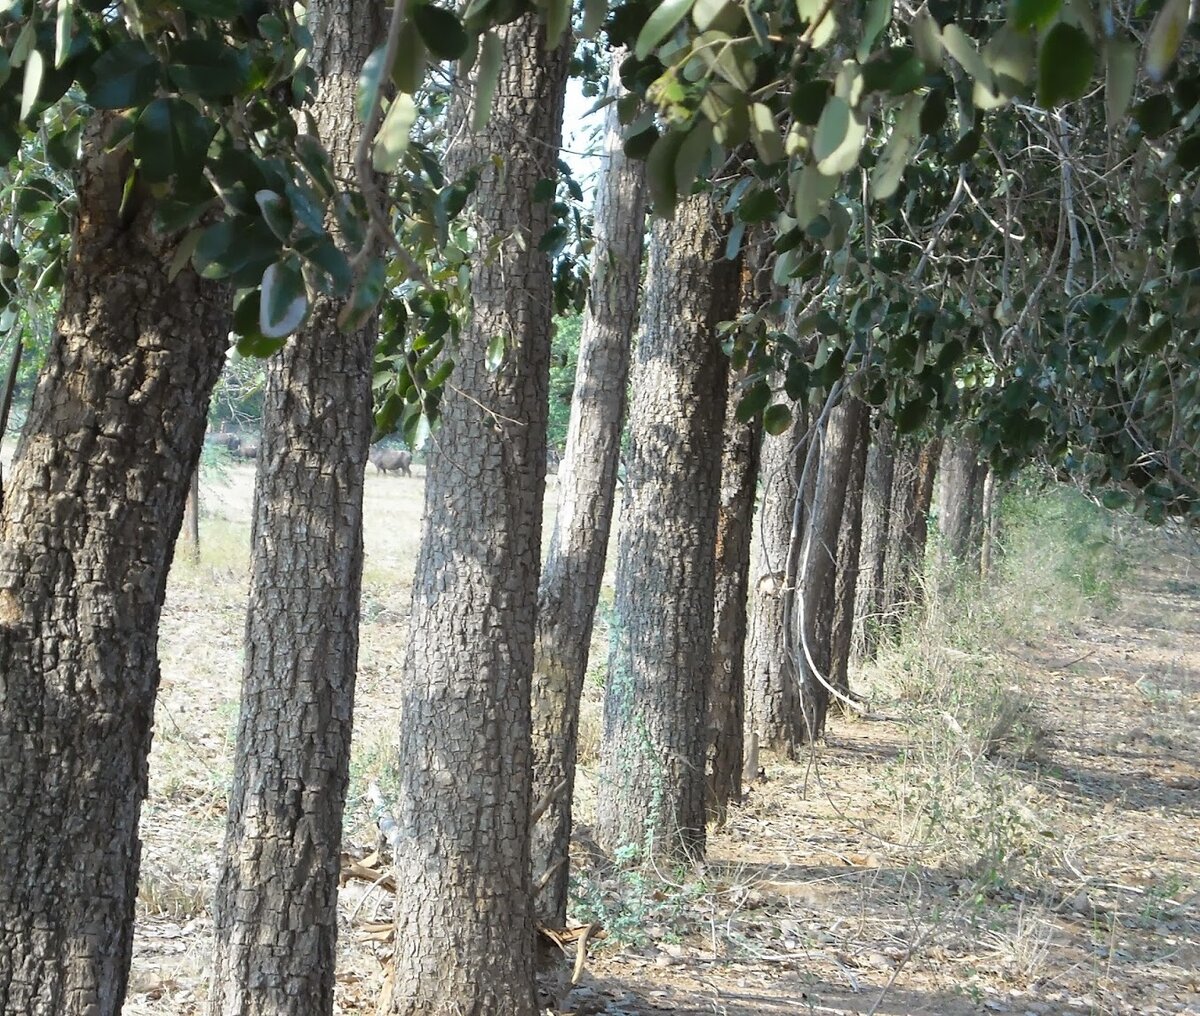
[98,462,1199,1016]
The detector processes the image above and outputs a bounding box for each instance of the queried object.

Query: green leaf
[1146,0,1189,82]
[486,333,506,370]
[736,187,780,223]
[86,40,160,109]
[857,0,893,62]
[1037,22,1095,107]
[167,38,251,98]
[413,4,470,60]
[1133,94,1174,138]
[645,129,684,216]
[791,79,831,124]
[908,4,942,68]
[749,102,785,164]
[373,92,418,172]
[255,190,293,242]
[177,0,240,14]
[814,97,865,175]
[1104,36,1138,129]
[736,380,771,423]
[260,259,309,339]
[795,0,838,49]
[338,256,386,332]
[168,228,203,282]
[45,125,80,170]
[545,0,571,48]
[871,93,924,200]
[1009,0,1061,31]
[763,403,793,436]
[358,44,387,123]
[193,219,280,286]
[582,0,606,37]
[19,48,43,121]
[392,21,427,94]
[55,0,73,69]
[636,0,696,60]
[674,117,713,194]
[473,32,503,131]
[133,98,217,183]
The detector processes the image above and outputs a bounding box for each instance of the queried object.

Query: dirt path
[563,548,1200,1016]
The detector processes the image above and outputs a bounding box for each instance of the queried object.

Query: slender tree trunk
[980,465,1000,579]
[207,5,381,1014]
[381,19,570,1016]
[745,401,809,757]
[595,193,732,860]
[0,116,229,1015]
[531,52,646,927]
[854,416,895,661]
[793,396,864,741]
[936,432,983,568]
[182,465,201,561]
[829,401,869,699]
[882,438,941,640]
[706,266,762,824]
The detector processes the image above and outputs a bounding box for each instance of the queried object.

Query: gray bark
[0,115,229,1015]
[936,432,984,568]
[793,396,864,741]
[531,51,646,928]
[854,417,895,661]
[829,400,870,699]
[207,4,381,1014]
[381,18,570,1016]
[595,192,732,859]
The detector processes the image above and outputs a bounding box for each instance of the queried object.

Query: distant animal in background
[236,442,259,461]
[370,447,412,476]
[205,431,241,453]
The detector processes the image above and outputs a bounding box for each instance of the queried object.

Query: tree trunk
[706,263,762,824]
[936,432,983,568]
[854,416,895,661]
[182,464,201,561]
[980,465,1000,580]
[745,399,809,757]
[381,18,569,1016]
[595,192,732,860]
[0,116,229,1016]
[207,5,381,1014]
[829,400,870,700]
[881,437,941,641]
[793,396,864,741]
[531,51,646,928]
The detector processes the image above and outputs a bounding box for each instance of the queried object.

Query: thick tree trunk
[595,193,732,860]
[381,19,569,1016]
[936,432,984,568]
[0,117,229,1016]
[745,401,809,757]
[854,417,896,661]
[707,363,761,824]
[793,396,864,741]
[829,401,870,699]
[531,52,646,927]
[207,5,381,1014]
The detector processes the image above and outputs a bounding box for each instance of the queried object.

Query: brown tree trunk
[381,18,570,1016]
[0,116,229,1016]
[207,5,381,1014]
[980,465,1000,580]
[182,465,201,561]
[936,432,984,568]
[854,416,896,661]
[881,438,941,641]
[745,401,810,757]
[792,396,864,741]
[829,400,870,699]
[706,263,762,824]
[595,192,732,860]
[531,52,647,928]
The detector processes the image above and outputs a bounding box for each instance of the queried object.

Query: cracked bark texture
[207,4,381,1015]
[381,18,570,1016]
[595,193,732,859]
[879,438,941,642]
[531,50,646,928]
[936,432,985,569]
[855,417,896,661]
[0,115,229,1016]
[745,403,810,757]
[829,401,870,699]
[794,397,864,742]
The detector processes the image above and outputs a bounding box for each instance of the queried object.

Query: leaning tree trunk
[0,116,229,1016]
[595,192,732,860]
[207,5,381,1015]
[792,396,865,741]
[745,401,809,757]
[854,416,896,661]
[381,18,570,1016]
[531,51,646,928]
[829,400,870,699]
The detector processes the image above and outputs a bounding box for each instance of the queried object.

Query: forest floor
[108,459,1199,1016]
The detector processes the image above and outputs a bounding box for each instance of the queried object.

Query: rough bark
[745,402,809,757]
[793,396,864,741]
[0,115,229,1016]
[207,5,381,1015]
[531,51,646,928]
[829,400,870,699]
[936,432,984,568]
[182,465,200,561]
[595,192,732,860]
[881,438,941,641]
[854,416,896,661]
[381,19,570,1016]
[980,465,999,580]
